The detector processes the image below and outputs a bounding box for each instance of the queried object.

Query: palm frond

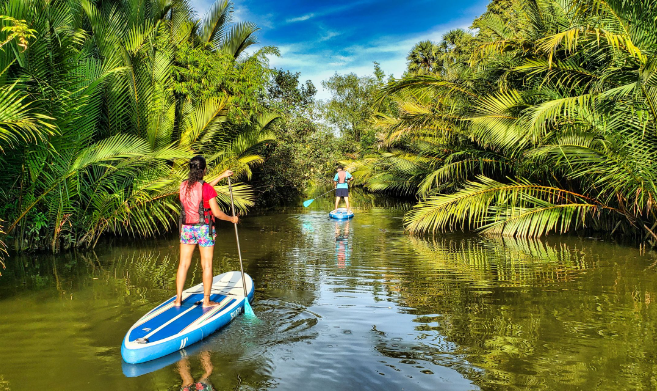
[404,175,615,237]
[220,21,259,58]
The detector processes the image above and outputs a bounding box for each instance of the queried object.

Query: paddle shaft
[227,177,248,299]
[309,188,334,202]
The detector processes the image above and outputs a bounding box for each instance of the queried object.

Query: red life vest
[179,180,213,227]
[337,171,347,184]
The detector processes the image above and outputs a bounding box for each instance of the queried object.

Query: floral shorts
[180,225,216,247]
[180,380,213,391]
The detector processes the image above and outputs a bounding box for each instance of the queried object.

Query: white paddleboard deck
[121,271,254,364]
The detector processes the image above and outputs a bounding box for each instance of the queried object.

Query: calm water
[2,207,657,390]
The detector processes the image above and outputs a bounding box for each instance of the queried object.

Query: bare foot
[173,298,182,306]
[202,300,220,308]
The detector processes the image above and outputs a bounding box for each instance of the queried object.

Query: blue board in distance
[329,208,354,220]
[121,271,254,364]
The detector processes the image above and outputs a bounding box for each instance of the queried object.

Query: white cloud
[188,0,213,18]
[286,13,315,23]
[190,0,487,101]
[319,30,341,42]
[232,4,246,22]
[284,0,375,24]
[271,19,474,100]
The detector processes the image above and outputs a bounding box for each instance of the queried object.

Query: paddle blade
[243,299,257,319]
[302,199,314,207]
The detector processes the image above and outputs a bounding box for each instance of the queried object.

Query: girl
[176,155,238,307]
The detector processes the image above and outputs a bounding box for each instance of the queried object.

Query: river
[1,206,656,390]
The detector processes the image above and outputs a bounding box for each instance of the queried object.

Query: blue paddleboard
[329,208,354,220]
[122,333,209,377]
[121,271,254,364]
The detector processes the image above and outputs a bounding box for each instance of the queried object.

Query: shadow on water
[2,209,657,390]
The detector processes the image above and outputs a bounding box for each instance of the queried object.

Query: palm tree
[0,14,53,151]
[0,0,275,252]
[362,0,657,243]
[407,40,442,75]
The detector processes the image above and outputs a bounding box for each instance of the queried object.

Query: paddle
[227,176,256,319]
[302,188,334,207]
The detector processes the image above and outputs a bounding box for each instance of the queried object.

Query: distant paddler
[333,165,354,213]
[176,155,238,307]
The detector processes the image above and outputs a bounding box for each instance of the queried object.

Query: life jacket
[337,171,347,184]
[179,180,213,229]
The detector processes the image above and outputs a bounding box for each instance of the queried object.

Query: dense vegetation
[351,0,657,244]
[3,0,657,265]
[0,0,280,255]
[0,0,348,266]
[250,69,339,207]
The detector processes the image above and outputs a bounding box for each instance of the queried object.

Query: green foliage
[253,69,339,207]
[172,42,277,124]
[0,0,273,253]
[268,69,317,108]
[321,63,396,149]
[354,0,657,243]
[0,15,35,51]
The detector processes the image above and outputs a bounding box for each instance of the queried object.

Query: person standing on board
[176,155,238,308]
[333,165,354,213]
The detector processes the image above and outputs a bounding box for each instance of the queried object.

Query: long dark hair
[185,155,206,194]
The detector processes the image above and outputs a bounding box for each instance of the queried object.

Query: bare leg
[334,196,340,211]
[200,351,214,379]
[177,357,194,388]
[345,197,351,213]
[199,245,219,307]
[175,243,196,306]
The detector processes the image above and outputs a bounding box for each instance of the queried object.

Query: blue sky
[189,0,489,99]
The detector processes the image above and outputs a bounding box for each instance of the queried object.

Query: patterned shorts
[180,225,216,247]
[180,380,213,391]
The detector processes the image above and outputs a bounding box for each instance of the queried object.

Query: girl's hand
[230,215,239,224]
[221,170,234,179]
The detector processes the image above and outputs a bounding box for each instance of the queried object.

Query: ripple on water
[2,210,655,391]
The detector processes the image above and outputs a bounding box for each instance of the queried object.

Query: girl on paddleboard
[176,156,238,307]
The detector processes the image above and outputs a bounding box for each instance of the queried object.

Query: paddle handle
[227,177,248,299]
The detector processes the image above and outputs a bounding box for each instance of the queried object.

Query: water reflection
[1,211,657,390]
[177,351,215,391]
[391,235,657,390]
[334,220,351,268]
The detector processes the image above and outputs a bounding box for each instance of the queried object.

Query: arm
[207,170,233,187]
[209,197,238,223]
